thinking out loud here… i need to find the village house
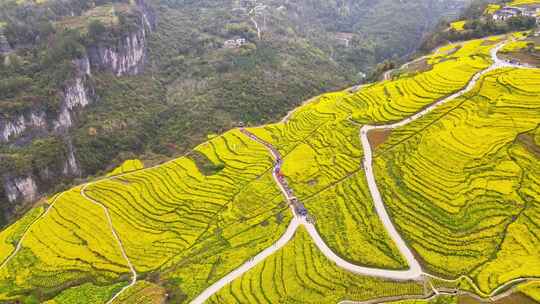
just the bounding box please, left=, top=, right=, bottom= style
left=492, top=7, right=522, bottom=21
left=335, top=32, right=355, bottom=47
left=224, top=38, right=247, bottom=48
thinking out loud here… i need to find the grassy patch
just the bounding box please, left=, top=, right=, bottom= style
left=187, top=151, right=225, bottom=176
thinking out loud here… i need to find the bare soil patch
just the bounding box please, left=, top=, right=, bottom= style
left=405, top=58, right=432, bottom=74
left=481, top=38, right=502, bottom=46
left=500, top=51, right=540, bottom=67
left=368, top=129, right=392, bottom=150
left=440, top=45, right=462, bottom=56
left=459, top=292, right=537, bottom=304
left=518, top=133, right=540, bottom=158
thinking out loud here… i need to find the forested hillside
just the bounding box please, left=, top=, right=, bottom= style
left=0, top=0, right=465, bottom=226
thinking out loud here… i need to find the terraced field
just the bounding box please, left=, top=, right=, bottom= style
left=43, top=282, right=128, bottom=304
left=374, top=68, right=540, bottom=293
left=247, top=38, right=500, bottom=269
left=110, top=281, right=166, bottom=304
left=0, top=130, right=291, bottom=302
left=0, top=33, right=539, bottom=303
left=207, top=227, right=424, bottom=304
left=107, top=159, right=145, bottom=177
left=0, top=206, right=44, bottom=266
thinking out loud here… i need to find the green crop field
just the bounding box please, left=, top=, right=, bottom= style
left=0, top=32, right=539, bottom=303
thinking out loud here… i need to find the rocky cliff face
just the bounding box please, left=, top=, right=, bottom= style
left=0, top=29, right=12, bottom=54
left=0, top=112, right=47, bottom=143
left=87, top=29, right=147, bottom=76
left=0, top=58, right=90, bottom=215
left=87, top=1, right=155, bottom=76
left=2, top=176, right=38, bottom=204
left=0, top=0, right=156, bottom=224
left=0, top=57, right=92, bottom=144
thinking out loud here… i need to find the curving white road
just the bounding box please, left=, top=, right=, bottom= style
left=190, top=218, right=302, bottom=304
left=1, top=39, right=534, bottom=304
left=190, top=40, right=537, bottom=303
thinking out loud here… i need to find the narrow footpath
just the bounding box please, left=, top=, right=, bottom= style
left=80, top=184, right=138, bottom=304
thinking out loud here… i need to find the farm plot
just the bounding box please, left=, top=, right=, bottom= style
left=384, top=296, right=457, bottom=304
left=244, top=37, right=501, bottom=269
left=86, top=129, right=292, bottom=300
left=346, top=38, right=494, bottom=124
left=373, top=68, right=540, bottom=293
left=0, top=129, right=291, bottom=302
left=0, top=206, right=44, bottom=265
left=0, top=188, right=130, bottom=302
left=301, top=169, right=408, bottom=269
left=519, top=281, right=540, bottom=302
left=207, top=227, right=424, bottom=304
left=110, top=281, right=166, bottom=304
left=43, top=282, right=127, bottom=304
left=106, top=159, right=144, bottom=177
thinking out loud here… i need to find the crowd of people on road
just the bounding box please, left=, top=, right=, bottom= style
left=239, top=128, right=310, bottom=218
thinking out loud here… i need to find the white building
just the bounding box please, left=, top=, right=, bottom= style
left=493, top=7, right=522, bottom=21
left=224, top=38, right=247, bottom=48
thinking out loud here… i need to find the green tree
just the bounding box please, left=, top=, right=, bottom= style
left=87, top=19, right=107, bottom=42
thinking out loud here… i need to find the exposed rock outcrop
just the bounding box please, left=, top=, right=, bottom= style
left=0, top=111, right=47, bottom=143
left=87, top=1, right=155, bottom=76
left=2, top=175, right=38, bottom=205
left=62, top=137, right=81, bottom=177
left=135, top=0, right=157, bottom=30
left=0, top=56, right=92, bottom=143
left=0, top=29, right=12, bottom=54
left=0, top=0, right=156, bottom=225
left=87, top=29, right=147, bottom=76
left=54, top=77, right=92, bottom=132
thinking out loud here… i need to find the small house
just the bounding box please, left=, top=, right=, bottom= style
left=224, top=38, right=247, bottom=49
left=493, top=7, right=522, bottom=21
left=335, top=32, right=355, bottom=47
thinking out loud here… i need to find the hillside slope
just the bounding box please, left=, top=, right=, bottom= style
left=0, top=30, right=539, bottom=303
left=0, top=0, right=465, bottom=226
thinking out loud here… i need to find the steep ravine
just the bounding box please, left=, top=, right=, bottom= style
left=0, top=0, right=155, bottom=224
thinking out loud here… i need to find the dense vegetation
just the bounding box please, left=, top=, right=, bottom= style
left=1, top=31, right=539, bottom=303
left=420, top=0, right=537, bottom=52
left=0, top=0, right=465, bottom=225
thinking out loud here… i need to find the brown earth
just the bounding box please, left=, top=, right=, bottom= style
left=518, top=133, right=540, bottom=158
left=500, top=51, right=540, bottom=67
left=368, top=129, right=392, bottom=150
left=459, top=292, right=537, bottom=304
left=405, top=58, right=433, bottom=74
